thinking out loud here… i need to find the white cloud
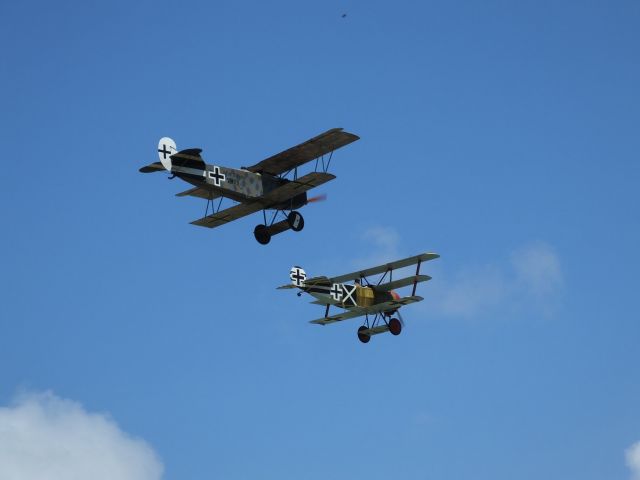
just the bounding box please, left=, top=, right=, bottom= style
left=432, top=242, right=563, bottom=318
left=0, top=391, right=163, bottom=480
left=437, top=264, right=509, bottom=317
left=627, top=441, right=640, bottom=480
left=354, top=228, right=564, bottom=319
left=511, top=242, right=563, bottom=299
left=352, top=226, right=402, bottom=269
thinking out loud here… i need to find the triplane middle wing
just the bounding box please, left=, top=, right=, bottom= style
left=278, top=252, right=439, bottom=344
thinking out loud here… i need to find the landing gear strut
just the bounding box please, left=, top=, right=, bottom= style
left=356, top=313, right=402, bottom=344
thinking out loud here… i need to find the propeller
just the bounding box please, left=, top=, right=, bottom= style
left=307, top=193, right=327, bottom=204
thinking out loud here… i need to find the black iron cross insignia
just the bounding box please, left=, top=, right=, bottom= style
left=290, top=268, right=306, bottom=287
left=330, top=283, right=343, bottom=301
left=208, top=166, right=226, bottom=186
left=158, top=144, right=172, bottom=159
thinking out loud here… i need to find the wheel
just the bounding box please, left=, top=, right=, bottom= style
left=287, top=211, right=304, bottom=232
left=254, top=224, right=271, bottom=245
left=388, top=318, right=402, bottom=336
left=357, top=326, right=371, bottom=344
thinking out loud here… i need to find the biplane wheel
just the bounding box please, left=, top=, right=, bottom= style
left=357, top=326, right=371, bottom=344
left=254, top=224, right=271, bottom=245
left=287, top=211, right=304, bottom=232
left=388, top=318, right=402, bottom=336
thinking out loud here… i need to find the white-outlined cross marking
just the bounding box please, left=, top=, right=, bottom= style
left=208, top=166, right=226, bottom=186
left=330, top=283, right=343, bottom=301
left=290, top=267, right=306, bottom=287
left=158, top=144, right=172, bottom=159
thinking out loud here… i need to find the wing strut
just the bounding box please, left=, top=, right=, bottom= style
left=412, top=260, right=422, bottom=296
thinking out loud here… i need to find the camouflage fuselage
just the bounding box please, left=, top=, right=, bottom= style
left=173, top=163, right=307, bottom=210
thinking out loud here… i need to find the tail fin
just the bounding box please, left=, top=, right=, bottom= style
left=157, top=137, right=177, bottom=171
left=289, top=266, right=307, bottom=287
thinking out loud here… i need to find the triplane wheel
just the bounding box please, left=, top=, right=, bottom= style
left=254, top=224, right=271, bottom=245
left=287, top=211, right=304, bottom=232
left=388, top=318, right=402, bottom=336
left=357, top=326, right=371, bottom=344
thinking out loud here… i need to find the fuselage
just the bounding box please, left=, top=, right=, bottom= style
left=173, top=162, right=307, bottom=209
left=303, top=283, right=399, bottom=310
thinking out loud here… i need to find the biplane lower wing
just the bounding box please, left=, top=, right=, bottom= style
left=176, top=186, right=221, bottom=200
left=190, top=172, right=335, bottom=229
left=309, top=295, right=424, bottom=325
left=329, top=253, right=440, bottom=284
left=190, top=202, right=263, bottom=228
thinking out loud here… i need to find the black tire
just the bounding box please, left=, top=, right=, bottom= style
left=287, top=211, right=304, bottom=232
left=357, top=326, right=371, bottom=344
left=388, top=318, right=402, bottom=336
left=254, top=224, right=271, bottom=245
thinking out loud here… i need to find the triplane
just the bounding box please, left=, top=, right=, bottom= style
left=139, top=128, right=359, bottom=244
left=278, top=252, right=439, bottom=343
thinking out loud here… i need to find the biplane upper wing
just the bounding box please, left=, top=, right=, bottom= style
left=328, top=253, right=440, bottom=284
left=190, top=172, right=335, bottom=229
left=310, top=295, right=424, bottom=325
left=245, top=128, right=359, bottom=176
left=374, top=275, right=432, bottom=292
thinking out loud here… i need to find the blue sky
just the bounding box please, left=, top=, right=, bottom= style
left=1, top=1, right=639, bottom=478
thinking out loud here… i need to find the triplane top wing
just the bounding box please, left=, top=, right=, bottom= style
left=245, top=128, right=359, bottom=176
left=329, top=252, right=440, bottom=284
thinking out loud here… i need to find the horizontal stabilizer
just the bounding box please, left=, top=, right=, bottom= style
left=139, top=162, right=165, bottom=173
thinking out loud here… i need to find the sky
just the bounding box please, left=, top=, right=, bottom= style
left=1, top=0, right=639, bottom=478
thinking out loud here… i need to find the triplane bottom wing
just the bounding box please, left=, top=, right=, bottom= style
left=309, top=295, right=424, bottom=325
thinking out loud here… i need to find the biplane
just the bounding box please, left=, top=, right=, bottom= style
left=139, top=128, right=359, bottom=244
left=278, top=252, right=439, bottom=343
